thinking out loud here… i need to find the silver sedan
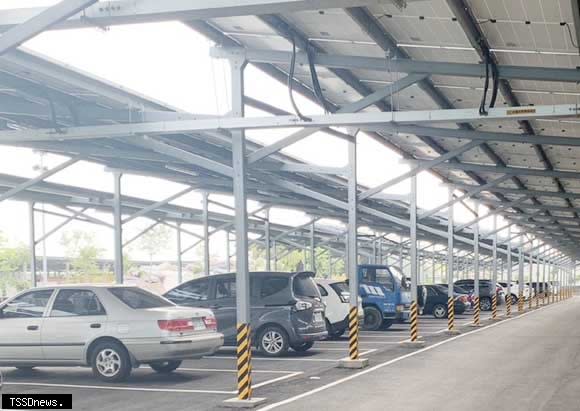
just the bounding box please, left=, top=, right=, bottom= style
left=0, top=285, right=223, bottom=381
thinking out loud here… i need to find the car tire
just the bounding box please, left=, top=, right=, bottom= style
left=362, top=306, right=383, bottom=331
left=290, top=342, right=314, bottom=352
left=511, top=294, right=518, bottom=305
left=480, top=297, right=492, bottom=311
left=325, top=320, right=345, bottom=340
left=257, top=325, right=289, bottom=357
left=380, top=319, right=394, bottom=330
left=15, top=366, right=35, bottom=372
left=433, top=304, right=448, bottom=319
left=90, top=341, right=132, bottom=382
left=149, top=360, right=182, bottom=374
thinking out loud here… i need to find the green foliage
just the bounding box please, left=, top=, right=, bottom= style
left=60, top=230, right=104, bottom=275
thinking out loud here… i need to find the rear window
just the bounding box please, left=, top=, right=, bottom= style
left=109, top=287, right=173, bottom=309
left=293, top=274, right=320, bottom=299
left=260, top=277, right=289, bottom=298
left=329, top=281, right=348, bottom=295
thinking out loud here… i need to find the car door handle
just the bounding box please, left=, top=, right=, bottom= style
left=90, top=323, right=101, bottom=329
left=26, top=325, right=39, bottom=331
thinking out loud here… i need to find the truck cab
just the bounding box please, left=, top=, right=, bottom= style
left=358, top=264, right=411, bottom=331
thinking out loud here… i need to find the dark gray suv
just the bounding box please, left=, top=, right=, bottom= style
left=164, top=271, right=327, bottom=357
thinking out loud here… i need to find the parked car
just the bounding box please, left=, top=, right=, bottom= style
left=419, top=285, right=469, bottom=319
left=454, top=279, right=496, bottom=311
left=359, top=264, right=412, bottom=331
left=164, top=271, right=327, bottom=357
left=316, top=279, right=363, bottom=339
left=500, top=281, right=533, bottom=304
left=0, top=285, right=223, bottom=382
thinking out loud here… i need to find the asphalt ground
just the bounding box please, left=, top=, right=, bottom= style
left=0, top=301, right=548, bottom=411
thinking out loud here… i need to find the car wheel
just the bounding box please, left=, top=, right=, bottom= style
left=511, top=294, right=518, bottom=305
left=433, top=304, right=448, bottom=319
left=257, top=325, right=289, bottom=357
left=380, top=319, right=394, bottom=330
left=149, top=360, right=182, bottom=374
left=362, top=306, right=383, bottom=331
left=325, top=320, right=345, bottom=340
left=91, top=341, right=132, bottom=382
left=290, top=342, right=314, bottom=352
left=480, top=297, right=492, bottom=311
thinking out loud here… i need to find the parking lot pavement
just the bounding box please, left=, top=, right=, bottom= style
left=258, top=299, right=576, bottom=411
left=0, top=303, right=521, bottom=411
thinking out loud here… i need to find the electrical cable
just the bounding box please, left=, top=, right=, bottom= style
left=479, top=49, right=490, bottom=116
left=288, top=36, right=311, bottom=122
left=306, top=46, right=332, bottom=113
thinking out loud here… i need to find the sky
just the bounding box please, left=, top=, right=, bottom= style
left=0, top=1, right=517, bottom=263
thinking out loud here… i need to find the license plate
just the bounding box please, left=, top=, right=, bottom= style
left=193, top=318, right=206, bottom=330
left=313, top=312, right=323, bottom=323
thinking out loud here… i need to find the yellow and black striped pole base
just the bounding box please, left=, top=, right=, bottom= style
left=518, top=292, right=524, bottom=312
left=535, top=292, right=539, bottom=308
left=236, top=323, right=252, bottom=401
left=491, top=294, right=498, bottom=319
left=505, top=294, right=511, bottom=316
left=447, top=297, right=455, bottom=331
left=348, top=306, right=359, bottom=360
left=473, top=296, right=480, bottom=325
left=528, top=291, right=533, bottom=309
left=410, top=301, right=419, bottom=341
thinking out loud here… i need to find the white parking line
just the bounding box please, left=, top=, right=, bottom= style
left=178, top=368, right=297, bottom=375
left=3, top=382, right=233, bottom=395
left=206, top=349, right=377, bottom=363
left=252, top=372, right=303, bottom=389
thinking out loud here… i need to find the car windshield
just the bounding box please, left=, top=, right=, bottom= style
left=293, top=274, right=320, bottom=299
left=109, top=287, right=174, bottom=309
left=389, top=266, right=410, bottom=290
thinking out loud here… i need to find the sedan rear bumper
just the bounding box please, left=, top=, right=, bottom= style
left=123, top=332, right=224, bottom=363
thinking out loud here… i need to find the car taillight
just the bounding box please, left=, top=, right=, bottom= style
left=460, top=296, right=467, bottom=303
left=295, top=300, right=313, bottom=311
left=203, top=316, right=218, bottom=331
left=158, top=319, right=194, bottom=332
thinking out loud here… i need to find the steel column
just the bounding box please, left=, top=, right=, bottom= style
left=28, top=202, right=37, bottom=288
left=447, top=187, right=456, bottom=332
left=409, top=175, right=420, bottom=341
left=310, top=221, right=316, bottom=272
left=230, top=56, right=253, bottom=402
left=346, top=135, right=361, bottom=361
left=202, top=192, right=210, bottom=276
left=176, top=223, right=183, bottom=284
left=491, top=215, right=498, bottom=319
left=473, top=204, right=480, bottom=326
left=506, top=226, right=512, bottom=315
left=518, top=247, right=524, bottom=312
left=113, top=172, right=123, bottom=284
left=265, top=209, right=271, bottom=271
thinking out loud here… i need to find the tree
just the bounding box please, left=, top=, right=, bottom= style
left=138, top=225, right=171, bottom=273
left=60, top=230, right=103, bottom=275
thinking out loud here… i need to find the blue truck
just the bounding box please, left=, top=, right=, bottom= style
left=358, top=264, right=412, bottom=331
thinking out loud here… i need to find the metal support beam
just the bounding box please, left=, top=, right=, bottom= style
left=310, top=221, right=316, bottom=272
left=0, top=157, right=79, bottom=203
left=0, top=1, right=402, bottom=31
left=409, top=174, right=419, bottom=341
left=35, top=206, right=89, bottom=244
left=230, top=56, right=253, bottom=402
left=123, top=186, right=194, bottom=224
left=123, top=220, right=160, bottom=248
left=4, top=104, right=580, bottom=143
left=29, top=202, right=37, bottom=288
left=212, top=47, right=580, bottom=84
left=265, top=209, right=271, bottom=271
left=0, top=0, right=97, bottom=56
left=113, top=172, right=123, bottom=284
left=176, top=223, right=183, bottom=284
left=247, top=73, right=426, bottom=164
left=202, top=192, right=210, bottom=276
left=359, top=140, right=482, bottom=201
left=419, top=175, right=510, bottom=220
left=473, top=204, right=480, bottom=325
left=447, top=186, right=454, bottom=317
left=454, top=195, right=532, bottom=232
